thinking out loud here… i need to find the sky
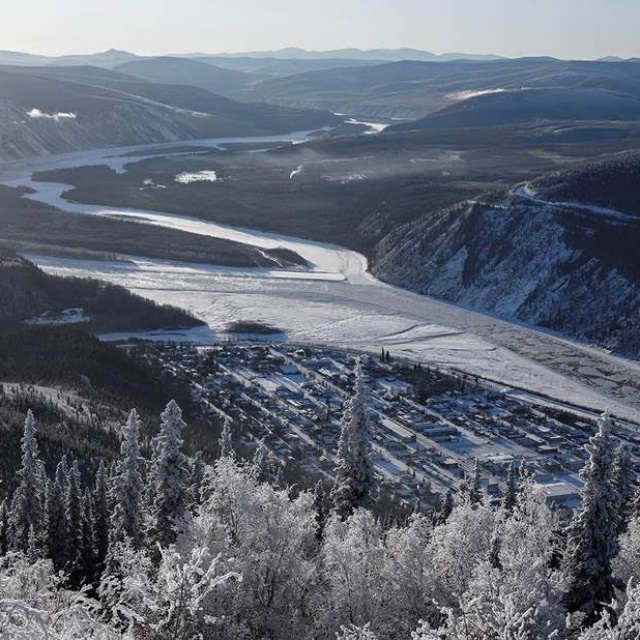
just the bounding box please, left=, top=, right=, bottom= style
left=1, top=0, right=639, bottom=60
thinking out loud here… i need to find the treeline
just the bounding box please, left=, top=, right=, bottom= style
left=533, top=150, right=640, bottom=215
left=1, top=364, right=640, bottom=638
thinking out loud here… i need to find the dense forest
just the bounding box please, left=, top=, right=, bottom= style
left=0, top=362, right=638, bottom=639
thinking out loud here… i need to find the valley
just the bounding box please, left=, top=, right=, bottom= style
left=4, top=129, right=640, bottom=427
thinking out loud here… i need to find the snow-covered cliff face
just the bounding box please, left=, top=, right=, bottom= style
left=373, top=193, right=640, bottom=356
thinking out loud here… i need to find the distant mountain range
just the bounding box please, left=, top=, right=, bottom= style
left=0, top=47, right=508, bottom=68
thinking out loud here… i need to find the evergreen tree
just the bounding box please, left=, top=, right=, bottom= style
left=80, top=487, right=96, bottom=585
left=564, top=411, right=621, bottom=622
left=252, top=437, right=271, bottom=484
left=151, top=400, right=189, bottom=547
left=314, top=480, right=329, bottom=541
left=613, top=446, right=636, bottom=535
left=468, top=458, right=483, bottom=506
left=502, top=461, right=518, bottom=513
left=64, top=459, right=84, bottom=586
left=92, top=459, right=110, bottom=576
left=219, top=417, right=234, bottom=460
left=436, top=488, right=455, bottom=525
left=46, top=459, right=68, bottom=572
left=110, top=409, right=144, bottom=549
left=9, top=410, right=46, bottom=552
left=189, top=451, right=206, bottom=510
left=331, top=360, right=375, bottom=518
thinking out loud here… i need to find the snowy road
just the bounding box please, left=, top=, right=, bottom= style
left=4, top=133, right=640, bottom=424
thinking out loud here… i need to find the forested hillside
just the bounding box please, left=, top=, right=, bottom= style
left=373, top=155, right=640, bottom=356
left=0, top=247, right=202, bottom=333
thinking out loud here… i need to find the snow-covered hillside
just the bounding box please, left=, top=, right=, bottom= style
left=373, top=187, right=640, bottom=356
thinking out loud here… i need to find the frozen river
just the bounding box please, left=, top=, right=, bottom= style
left=4, top=129, right=640, bottom=424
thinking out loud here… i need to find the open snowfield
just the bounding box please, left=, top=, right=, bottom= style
left=5, top=128, right=640, bottom=424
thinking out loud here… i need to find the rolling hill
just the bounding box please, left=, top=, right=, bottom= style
left=245, top=58, right=640, bottom=118
left=0, top=64, right=338, bottom=159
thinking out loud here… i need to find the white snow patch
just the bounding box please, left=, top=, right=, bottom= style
left=175, top=170, right=218, bottom=184
left=27, top=108, right=77, bottom=122
left=27, top=307, right=89, bottom=326
left=449, top=88, right=508, bottom=101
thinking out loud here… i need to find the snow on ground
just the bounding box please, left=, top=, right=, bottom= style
left=27, top=108, right=77, bottom=121
left=5, top=131, right=640, bottom=424
left=29, top=252, right=640, bottom=424
left=27, top=307, right=89, bottom=326
left=175, top=170, right=218, bottom=184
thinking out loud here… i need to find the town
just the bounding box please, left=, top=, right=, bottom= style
left=133, top=341, right=640, bottom=513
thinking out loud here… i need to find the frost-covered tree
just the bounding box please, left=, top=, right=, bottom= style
left=502, top=461, right=518, bottom=514
left=197, top=457, right=317, bottom=639
left=188, top=451, right=206, bottom=511
left=468, top=458, right=483, bottom=506
left=337, top=623, right=380, bottom=640
left=0, top=552, right=119, bottom=639
left=565, top=411, right=621, bottom=621
left=110, top=409, right=144, bottom=549
left=616, top=513, right=640, bottom=586
left=9, top=411, right=46, bottom=553
left=64, top=460, right=84, bottom=586
left=252, top=437, right=271, bottom=484
left=151, top=400, right=189, bottom=547
left=428, top=496, right=495, bottom=607
left=100, top=543, right=238, bottom=640
left=331, top=360, right=375, bottom=518
left=46, top=459, right=68, bottom=572
left=91, top=459, right=110, bottom=576
left=436, top=489, right=455, bottom=525
left=322, top=509, right=385, bottom=633
left=219, top=417, right=234, bottom=460
left=579, top=579, right=640, bottom=640
left=380, top=513, right=436, bottom=638
left=448, top=478, right=567, bottom=639
left=613, top=447, right=636, bottom=535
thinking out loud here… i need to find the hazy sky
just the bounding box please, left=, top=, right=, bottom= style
left=2, top=0, right=639, bottom=59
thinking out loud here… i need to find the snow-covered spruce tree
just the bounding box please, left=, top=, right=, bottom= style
left=151, top=400, right=189, bottom=548
left=435, top=488, right=455, bottom=525
left=219, top=417, right=235, bottom=460
left=468, top=458, right=483, bottom=506
left=251, top=437, right=268, bottom=481
left=46, top=458, right=68, bottom=572
left=9, top=410, right=46, bottom=553
left=64, top=459, right=85, bottom=587
left=91, top=459, right=110, bottom=577
left=502, top=461, right=518, bottom=514
left=616, top=512, right=640, bottom=587
left=613, top=446, right=636, bottom=535
left=80, top=487, right=96, bottom=585
left=564, top=410, right=622, bottom=622
left=109, top=409, right=144, bottom=550
left=188, top=450, right=206, bottom=510
left=331, top=360, right=375, bottom=518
